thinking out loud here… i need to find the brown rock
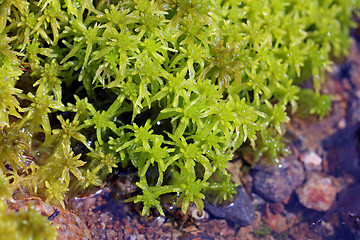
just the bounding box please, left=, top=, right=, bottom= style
left=296, top=172, right=340, bottom=211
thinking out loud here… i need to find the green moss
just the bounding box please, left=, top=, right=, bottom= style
left=253, top=219, right=272, bottom=238
left=0, top=175, right=57, bottom=240
left=0, top=0, right=359, bottom=220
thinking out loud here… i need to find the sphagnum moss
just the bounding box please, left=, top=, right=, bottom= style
left=0, top=1, right=359, bottom=236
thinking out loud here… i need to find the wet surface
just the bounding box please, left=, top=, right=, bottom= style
left=323, top=123, right=360, bottom=176
left=316, top=184, right=360, bottom=239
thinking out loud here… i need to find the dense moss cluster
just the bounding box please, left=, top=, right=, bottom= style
left=0, top=0, right=358, bottom=230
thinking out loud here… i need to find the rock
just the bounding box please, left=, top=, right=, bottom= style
left=253, top=157, right=305, bottom=202
left=269, top=202, right=285, bottom=214
left=296, top=172, right=340, bottom=212
left=301, top=151, right=322, bottom=171
left=265, top=203, right=298, bottom=233
left=189, top=206, right=210, bottom=222
left=205, top=187, right=256, bottom=226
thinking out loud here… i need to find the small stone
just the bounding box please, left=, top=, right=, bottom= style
left=135, top=235, right=146, bottom=240
left=226, top=160, right=243, bottom=185
left=265, top=203, right=298, bottom=233
left=296, top=172, right=340, bottom=212
left=205, top=187, right=256, bottom=226
left=337, top=119, right=346, bottom=129
left=253, top=157, right=305, bottom=202
left=113, top=221, right=122, bottom=231
left=100, top=212, right=112, bottom=223
left=314, top=221, right=335, bottom=238
left=190, top=206, right=210, bottom=222
left=251, top=193, right=266, bottom=208
left=269, top=202, right=285, bottom=214
left=302, top=151, right=322, bottom=171
left=265, top=210, right=287, bottom=233
left=106, top=229, right=117, bottom=239
left=151, top=216, right=166, bottom=227
left=83, top=196, right=96, bottom=210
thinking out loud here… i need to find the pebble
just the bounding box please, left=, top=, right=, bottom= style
left=265, top=205, right=298, bottom=233
left=205, top=187, right=256, bottom=226
left=302, top=151, right=322, bottom=171
left=190, top=206, right=210, bottom=222
left=253, top=157, right=305, bottom=202
left=337, top=118, right=347, bottom=129
left=296, top=172, right=340, bottom=211
left=269, top=202, right=285, bottom=214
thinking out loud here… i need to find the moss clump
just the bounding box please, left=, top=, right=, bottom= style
left=0, top=0, right=359, bottom=219
left=0, top=175, right=57, bottom=240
